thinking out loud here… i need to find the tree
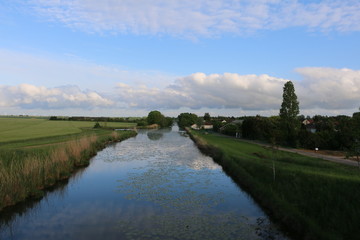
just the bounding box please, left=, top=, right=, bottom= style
left=204, top=113, right=211, bottom=121
left=147, top=110, right=163, bottom=125
left=177, top=113, right=198, bottom=129
left=147, top=110, right=172, bottom=128
left=279, top=81, right=300, bottom=147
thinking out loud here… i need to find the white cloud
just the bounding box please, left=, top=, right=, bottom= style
left=115, top=67, right=360, bottom=115
left=295, top=67, right=360, bottom=110
left=26, top=0, right=360, bottom=37
left=116, top=72, right=288, bottom=110
left=1, top=67, right=359, bottom=116
left=0, top=84, right=113, bottom=109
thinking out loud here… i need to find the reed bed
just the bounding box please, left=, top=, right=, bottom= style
left=0, top=131, right=136, bottom=211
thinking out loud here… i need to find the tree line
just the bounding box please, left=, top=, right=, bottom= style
left=176, top=81, right=360, bottom=156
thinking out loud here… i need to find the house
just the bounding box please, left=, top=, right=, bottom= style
left=190, top=123, right=213, bottom=130
left=219, top=119, right=243, bottom=138
left=302, top=119, right=316, bottom=133
left=190, top=124, right=200, bottom=130
left=202, top=123, right=213, bottom=130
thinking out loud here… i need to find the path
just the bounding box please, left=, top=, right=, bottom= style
left=216, top=133, right=360, bottom=168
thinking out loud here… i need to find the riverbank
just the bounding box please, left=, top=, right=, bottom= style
left=188, top=129, right=360, bottom=240
left=0, top=129, right=137, bottom=211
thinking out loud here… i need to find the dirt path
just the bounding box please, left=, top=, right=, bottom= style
left=278, top=146, right=359, bottom=167
left=216, top=134, right=360, bottom=168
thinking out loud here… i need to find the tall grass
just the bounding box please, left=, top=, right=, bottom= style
left=0, top=130, right=136, bottom=211
left=189, top=130, right=360, bottom=240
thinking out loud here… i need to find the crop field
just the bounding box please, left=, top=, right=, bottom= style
left=0, top=117, right=136, bottom=144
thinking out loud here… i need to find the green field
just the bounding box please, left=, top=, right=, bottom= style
left=0, top=117, right=137, bottom=210
left=190, top=130, right=360, bottom=240
left=0, top=117, right=136, bottom=144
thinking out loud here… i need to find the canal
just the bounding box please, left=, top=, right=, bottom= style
left=0, top=126, right=288, bottom=240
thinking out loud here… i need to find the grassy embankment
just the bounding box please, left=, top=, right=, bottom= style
left=0, top=118, right=137, bottom=211
left=189, top=130, right=360, bottom=240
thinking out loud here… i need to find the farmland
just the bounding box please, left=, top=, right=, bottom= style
left=0, top=117, right=136, bottom=144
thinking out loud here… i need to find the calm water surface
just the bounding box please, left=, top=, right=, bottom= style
left=0, top=126, right=289, bottom=240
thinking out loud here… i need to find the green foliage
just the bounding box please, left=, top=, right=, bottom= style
left=203, top=112, right=211, bottom=121
left=177, top=113, right=199, bottom=129
left=279, top=81, right=300, bottom=147
left=147, top=110, right=163, bottom=125
left=136, top=120, right=148, bottom=127
left=280, top=81, right=299, bottom=120
left=164, top=117, right=174, bottom=127
left=146, top=110, right=172, bottom=128
left=221, top=124, right=238, bottom=136
left=211, top=120, right=224, bottom=132
left=242, top=116, right=281, bottom=143
left=93, top=122, right=101, bottom=128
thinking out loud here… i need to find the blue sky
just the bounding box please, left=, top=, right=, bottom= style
left=1, top=0, right=360, bottom=117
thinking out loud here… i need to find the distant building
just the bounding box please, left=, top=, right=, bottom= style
left=190, top=123, right=213, bottom=130
left=302, top=119, right=316, bottom=133
left=191, top=124, right=200, bottom=130
left=202, top=123, right=213, bottom=130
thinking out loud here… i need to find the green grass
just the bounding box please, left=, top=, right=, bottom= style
left=190, top=130, right=360, bottom=240
left=0, top=117, right=136, bottom=143
left=0, top=117, right=137, bottom=211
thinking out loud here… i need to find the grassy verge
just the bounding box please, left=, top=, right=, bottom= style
left=188, top=130, right=360, bottom=240
left=0, top=127, right=136, bottom=211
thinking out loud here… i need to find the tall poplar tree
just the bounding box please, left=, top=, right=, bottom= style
left=280, top=81, right=300, bottom=146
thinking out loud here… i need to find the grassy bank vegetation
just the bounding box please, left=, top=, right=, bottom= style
left=0, top=117, right=137, bottom=211
left=189, top=130, right=360, bottom=240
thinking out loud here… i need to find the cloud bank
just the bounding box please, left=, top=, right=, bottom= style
left=115, top=68, right=360, bottom=113
left=116, top=73, right=287, bottom=110
left=0, top=84, right=113, bottom=109
left=296, top=67, right=360, bottom=109
left=2, top=67, right=360, bottom=116
left=28, top=0, right=360, bottom=37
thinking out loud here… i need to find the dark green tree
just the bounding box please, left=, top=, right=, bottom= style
left=279, top=81, right=300, bottom=147
left=348, top=110, right=360, bottom=168
left=147, top=110, right=163, bottom=125
left=147, top=110, right=172, bottom=128
left=204, top=113, right=211, bottom=121
left=177, top=113, right=198, bottom=129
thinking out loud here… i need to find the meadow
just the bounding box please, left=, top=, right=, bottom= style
left=189, top=130, right=360, bottom=240
left=0, top=117, right=136, bottom=143
left=0, top=117, right=137, bottom=210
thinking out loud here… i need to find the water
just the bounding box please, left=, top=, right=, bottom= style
left=0, top=126, right=289, bottom=240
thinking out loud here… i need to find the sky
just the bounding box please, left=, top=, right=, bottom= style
left=1, top=0, right=360, bottom=117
